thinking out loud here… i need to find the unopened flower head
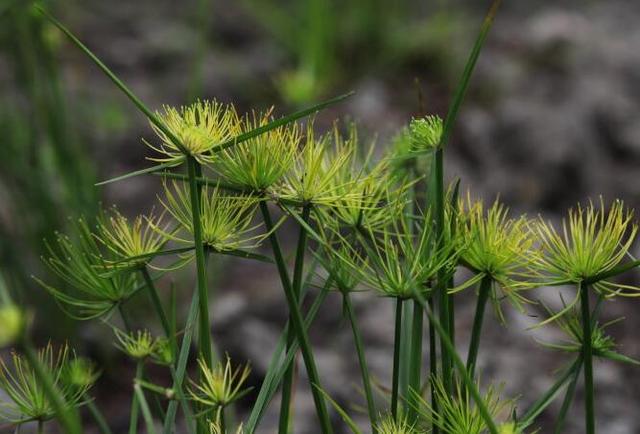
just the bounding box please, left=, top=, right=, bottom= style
left=409, top=115, right=443, bottom=152
left=214, top=110, right=301, bottom=191
left=458, top=194, right=538, bottom=320
left=531, top=198, right=639, bottom=297
left=0, top=343, right=92, bottom=423
left=158, top=180, right=261, bottom=252
left=95, top=207, right=169, bottom=268
left=35, top=218, right=139, bottom=320
left=147, top=100, right=241, bottom=165
left=114, top=329, right=157, bottom=360
left=64, top=357, right=100, bottom=388
left=190, top=356, right=251, bottom=408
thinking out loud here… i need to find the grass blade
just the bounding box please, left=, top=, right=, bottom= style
left=96, top=161, right=182, bottom=186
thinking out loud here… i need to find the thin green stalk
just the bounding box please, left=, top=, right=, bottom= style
left=428, top=296, right=439, bottom=434
left=278, top=205, right=311, bottom=434
left=579, top=282, right=595, bottom=434
left=37, top=420, right=43, bottom=434
left=118, top=303, right=134, bottom=332
left=163, top=254, right=210, bottom=434
left=87, top=398, right=114, bottom=434
left=412, top=290, right=499, bottom=434
left=187, top=156, right=213, bottom=369
left=135, top=383, right=159, bottom=434
left=259, top=201, right=333, bottom=434
left=129, top=360, right=145, bottom=434
left=466, top=275, right=491, bottom=377
left=391, top=298, right=403, bottom=421
left=20, top=342, right=82, bottom=434
left=407, top=299, right=424, bottom=423
left=140, top=267, right=173, bottom=348
left=343, top=293, right=378, bottom=433
left=554, top=357, right=583, bottom=434
left=398, top=300, right=412, bottom=415
left=245, top=276, right=331, bottom=433
left=433, top=149, right=452, bottom=396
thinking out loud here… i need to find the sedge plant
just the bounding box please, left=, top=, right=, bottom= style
left=4, top=2, right=640, bottom=434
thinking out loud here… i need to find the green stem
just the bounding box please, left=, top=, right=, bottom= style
left=187, top=156, right=213, bottom=369
left=118, top=303, right=133, bottom=332
left=87, top=397, right=114, bottom=434
left=21, top=342, right=82, bottom=434
left=407, top=299, right=423, bottom=423
left=259, top=201, right=333, bottom=434
left=433, top=148, right=452, bottom=396
left=391, top=298, right=403, bottom=421
left=554, top=357, right=583, bottom=434
left=163, top=254, right=209, bottom=434
left=413, top=290, right=499, bottom=434
left=278, top=205, right=311, bottom=434
left=37, top=420, right=44, bottom=434
left=398, top=300, right=412, bottom=414
left=428, top=296, right=439, bottom=434
left=579, top=282, right=595, bottom=434
left=343, top=293, right=378, bottom=433
left=466, top=275, right=491, bottom=377
left=140, top=267, right=173, bottom=347
left=129, top=360, right=145, bottom=434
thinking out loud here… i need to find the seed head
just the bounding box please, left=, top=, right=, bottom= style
left=114, top=329, right=157, bottom=360
left=530, top=198, right=639, bottom=297
left=213, top=110, right=301, bottom=191
left=158, top=180, right=261, bottom=252
left=147, top=100, right=241, bottom=165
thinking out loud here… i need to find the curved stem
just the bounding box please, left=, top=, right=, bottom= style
left=391, top=298, right=403, bottom=421
left=140, top=267, right=171, bottom=338
left=187, top=156, right=213, bottom=369
left=278, top=205, right=311, bottom=434
left=579, top=282, right=595, bottom=434
left=118, top=303, right=133, bottom=333
left=466, top=276, right=491, bottom=377
left=344, top=293, right=378, bottom=433
left=259, top=201, right=333, bottom=434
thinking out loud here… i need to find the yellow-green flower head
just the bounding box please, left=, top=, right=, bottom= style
left=316, top=126, right=412, bottom=232
left=276, top=125, right=360, bottom=207
left=147, top=100, right=241, bottom=165
left=352, top=213, right=462, bottom=299
left=190, top=356, right=251, bottom=408
left=35, top=218, right=139, bottom=320
left=114, top=329, right=157, bottom=360
left=64, top=357, right=100, bottom=388
left=158, top=181, right=261, bottom=252
left=213, top=110, right=302, bottom=191
left=0, top=305, right=25, bottom=348
left=376, top=414, right=424, bottom=434
left=457, top=194, right=538, bottom=319
left=95, top=207, right=169, bottom=268
left=409, top=115, right=443, bottom=152
left=151, top=337, right=174, bottom=366
left=416, top=377, right=516, bottom=434
left=530, top=198, right=639, bottom=297
left=0, top=343, right=92, bottom=423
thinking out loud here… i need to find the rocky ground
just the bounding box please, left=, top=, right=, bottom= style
left=20, top=0, right=640, bottom=432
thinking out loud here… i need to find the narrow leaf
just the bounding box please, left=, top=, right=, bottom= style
left=96, top=161, right=182, bottom=186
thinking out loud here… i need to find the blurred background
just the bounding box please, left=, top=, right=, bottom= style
left=1, top=0, right=639, bottom=432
